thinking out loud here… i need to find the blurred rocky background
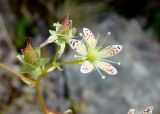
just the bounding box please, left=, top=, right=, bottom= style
left=0, top=0, right=160, bottom=114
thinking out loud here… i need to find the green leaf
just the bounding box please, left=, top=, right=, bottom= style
left=16, top=55, right=24, bottom=63
left=37, top=58, right=50, bottom=66
left=49, top=30, right=56, bottom=36
left=20, top=64, right=35, bottom=73
left=32, top=67, right=42, bottom=76
left=53, top=22, right=60, bottom=27
left=35, top=48, right=41, bottom=57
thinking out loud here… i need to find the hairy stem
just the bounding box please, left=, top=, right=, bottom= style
left=0, top=63, right=35, bottom=87
left=35, top=71, right=48, bottom=114
left=57, top=59, right=83, bottom=65
left=53, top=45, right=61, bottom=63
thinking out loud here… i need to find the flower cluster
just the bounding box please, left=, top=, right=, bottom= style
left=128, top=106, right=153, bottom=114
left=14, top=15, right=123, bottom=114
left=39, top=16, right=123, bottom=79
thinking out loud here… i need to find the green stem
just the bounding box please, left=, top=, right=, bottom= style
left=0, top=63, right=35, bottom=87
left=53, top=45, right=61, bottom=63
left=33, top=58, right=83, bottom=114
left=57, top=59, right=83, bottom=65
left=35, top=72, right=48, bottom=114
left=0, top=63, right=48, bottom=114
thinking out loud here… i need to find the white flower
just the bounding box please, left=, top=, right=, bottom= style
left=40, top=16, right=76, bottom=57
left=128, top=109, right=136, bottom=114
left=69, top=28, right=123, bottom=79
left=128, top=106, right=153, bottom=114
left=142, top=106, right=153, bottom=114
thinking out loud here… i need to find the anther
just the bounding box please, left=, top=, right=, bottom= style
left=101, top=75, right=106, bottom=79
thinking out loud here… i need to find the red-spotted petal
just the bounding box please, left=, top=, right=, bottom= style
left=80, top=61, right=94, bottom=73
left=83, top=28, right=97, bottom=48
left=99, top=45, right=123, bottom=58
left=69, top=39, right=87, bottom=55
left=95, top=61, right=117, bottom=75
left=142, top=106, right=153, bottom=114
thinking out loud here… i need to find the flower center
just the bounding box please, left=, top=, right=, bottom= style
left=87, top=49, right=98, bottom=62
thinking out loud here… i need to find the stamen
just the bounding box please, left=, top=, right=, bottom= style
left=94, top=65, right=106, bottom=79
left=95, top=33, right=99, bottom=47
left=99, top=59, right=121, bottom=65
left=96, top=33, right=99, bottom=40
left=74, top=55, right=84, bottom=58
left=98, top=32, right=111, bottom=50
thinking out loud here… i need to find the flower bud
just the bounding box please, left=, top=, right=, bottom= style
left=58, top=15, right=72, bottom=35
left=22, top=37, right=38, bottom=64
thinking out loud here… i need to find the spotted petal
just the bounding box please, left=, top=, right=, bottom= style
left=95, top=61, right=117, bottom=75
left=99, top=45, right=123, bottom=58
left=128, top=109, right=136, bottom=114
left=83, top=28, right=97, bottom=48
left=40, top=36, right=57, bottom=47
left=80, top=61, right=94, bottom=73
left=69, top=39, right=87, bottom=55
left=142, top=106, right=153, bottom=114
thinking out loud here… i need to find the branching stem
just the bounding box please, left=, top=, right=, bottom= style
left=0, top=63, right=35, bottom=87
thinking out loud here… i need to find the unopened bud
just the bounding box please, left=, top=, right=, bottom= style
left=22, top=37, right=38, bottom=64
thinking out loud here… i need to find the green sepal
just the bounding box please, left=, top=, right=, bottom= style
left=32, top=67, right=42, bottom=76
left=34, top=58, right=50, bottom=66
left=20, top=63, right=35, bottom=73
left=16, top=55, right=25, bottom=63
left=49, top=30, right=56, bottom=36
left=35, top=48, right=41, bottom=57
left=53, top=22, right=60, bottom=27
